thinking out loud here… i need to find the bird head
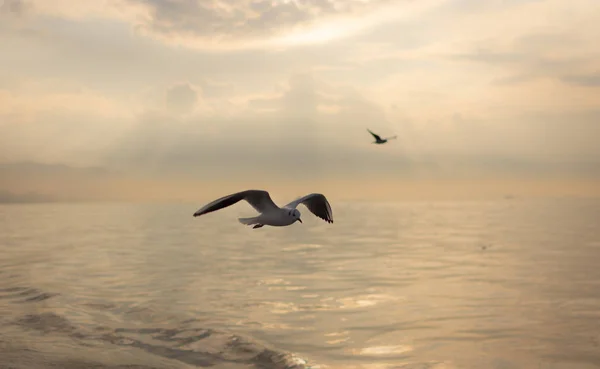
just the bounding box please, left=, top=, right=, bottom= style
left=290, top=209, right=302, bottom=223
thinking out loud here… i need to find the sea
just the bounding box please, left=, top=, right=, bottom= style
left=1, top=198, right=600, bottom=369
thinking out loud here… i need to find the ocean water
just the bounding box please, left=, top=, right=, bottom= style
left=1, top=199, right=600, bottom=369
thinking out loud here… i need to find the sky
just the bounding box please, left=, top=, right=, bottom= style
left=1, top=0, right=599, bottom=202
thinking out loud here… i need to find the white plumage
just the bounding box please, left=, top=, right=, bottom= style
left=193, top=190, right=333, bottom=229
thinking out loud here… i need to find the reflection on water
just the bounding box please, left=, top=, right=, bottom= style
left=1, top=199, right=600, bottom=368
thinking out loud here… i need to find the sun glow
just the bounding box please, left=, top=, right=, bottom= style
left=269, top=0, right=447, bottom=47
left=272, top=21, right=357, bottom=46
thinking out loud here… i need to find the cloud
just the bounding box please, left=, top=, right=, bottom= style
left=560, top=74, right=600, bottom=88
left=0, top=189, right=56, bottom=203
left=197, top=79, right=235, bottom=99
left=18, top=0, right=142, bottom=21
left=101, top=73, right=420, bottom=182
left=450, top=41, right=599, bottom=89
left=10, top=0, right=444, bottom=51
left=0, top=86, right=134, bottom=165
left=2, top=0, right=600, bottom=202
left=0, top=0, right=28, bottom=16
left=0, top=162, right=121, bottom=202
left=432, top=0, right=600, bottom=91
left=10, top=0, right=446, bottom=52
left=362, top=0, right=600, bottom=126
left=438, top=0, right=545, bottom=13
left=126, top=0, right=395, bottom=43
left=98, top=72, right=600, bottom=188
left=165, top=82, right=198, bottom=114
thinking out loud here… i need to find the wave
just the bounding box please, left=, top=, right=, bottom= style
left=1, top=286, right=314, bottom=369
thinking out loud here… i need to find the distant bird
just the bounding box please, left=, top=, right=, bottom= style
left=193, top=190, right=333, bottom=229
left=367, top=129, right=397, bottom=144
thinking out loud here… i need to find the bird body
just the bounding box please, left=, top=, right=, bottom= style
left=237, top=207, right=299, bottom=228
left=193, top=190, right=333, bottom=229
left=367, top=129, right=396, bottom=144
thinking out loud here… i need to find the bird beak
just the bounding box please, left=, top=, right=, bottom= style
left=297, top=218, right=302, bottom=223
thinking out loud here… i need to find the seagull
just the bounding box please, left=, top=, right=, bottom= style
left=192, top=190, right=333, bottom=229
left=367, top=129, right=397, bottom=145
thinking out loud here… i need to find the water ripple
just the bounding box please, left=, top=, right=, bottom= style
left=1, top=200, right=600, bottom=369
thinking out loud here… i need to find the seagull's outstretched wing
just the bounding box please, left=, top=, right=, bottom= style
left=385, top=135, right=397, bottom=140
left=285, top=193, right=333, bottom=223
left=193, top=190, right=278, bottom=217
left=367, top=129, right=382, bottom=141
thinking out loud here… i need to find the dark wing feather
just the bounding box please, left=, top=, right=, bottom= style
left=193, top=190, right=278, bottom=217
left=285, top=193, right=333, bottom=223
left=367, top=129, right=382, bottom=141
left=243, top=190, right=279, bottom=213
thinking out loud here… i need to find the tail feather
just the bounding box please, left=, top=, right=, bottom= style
left=238, top=217, right=259, bottom=225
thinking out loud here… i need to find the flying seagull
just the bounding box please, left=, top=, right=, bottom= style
left=367, top=129, right=397, bottom=144
left=193, top=190, right=333, bottom=229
